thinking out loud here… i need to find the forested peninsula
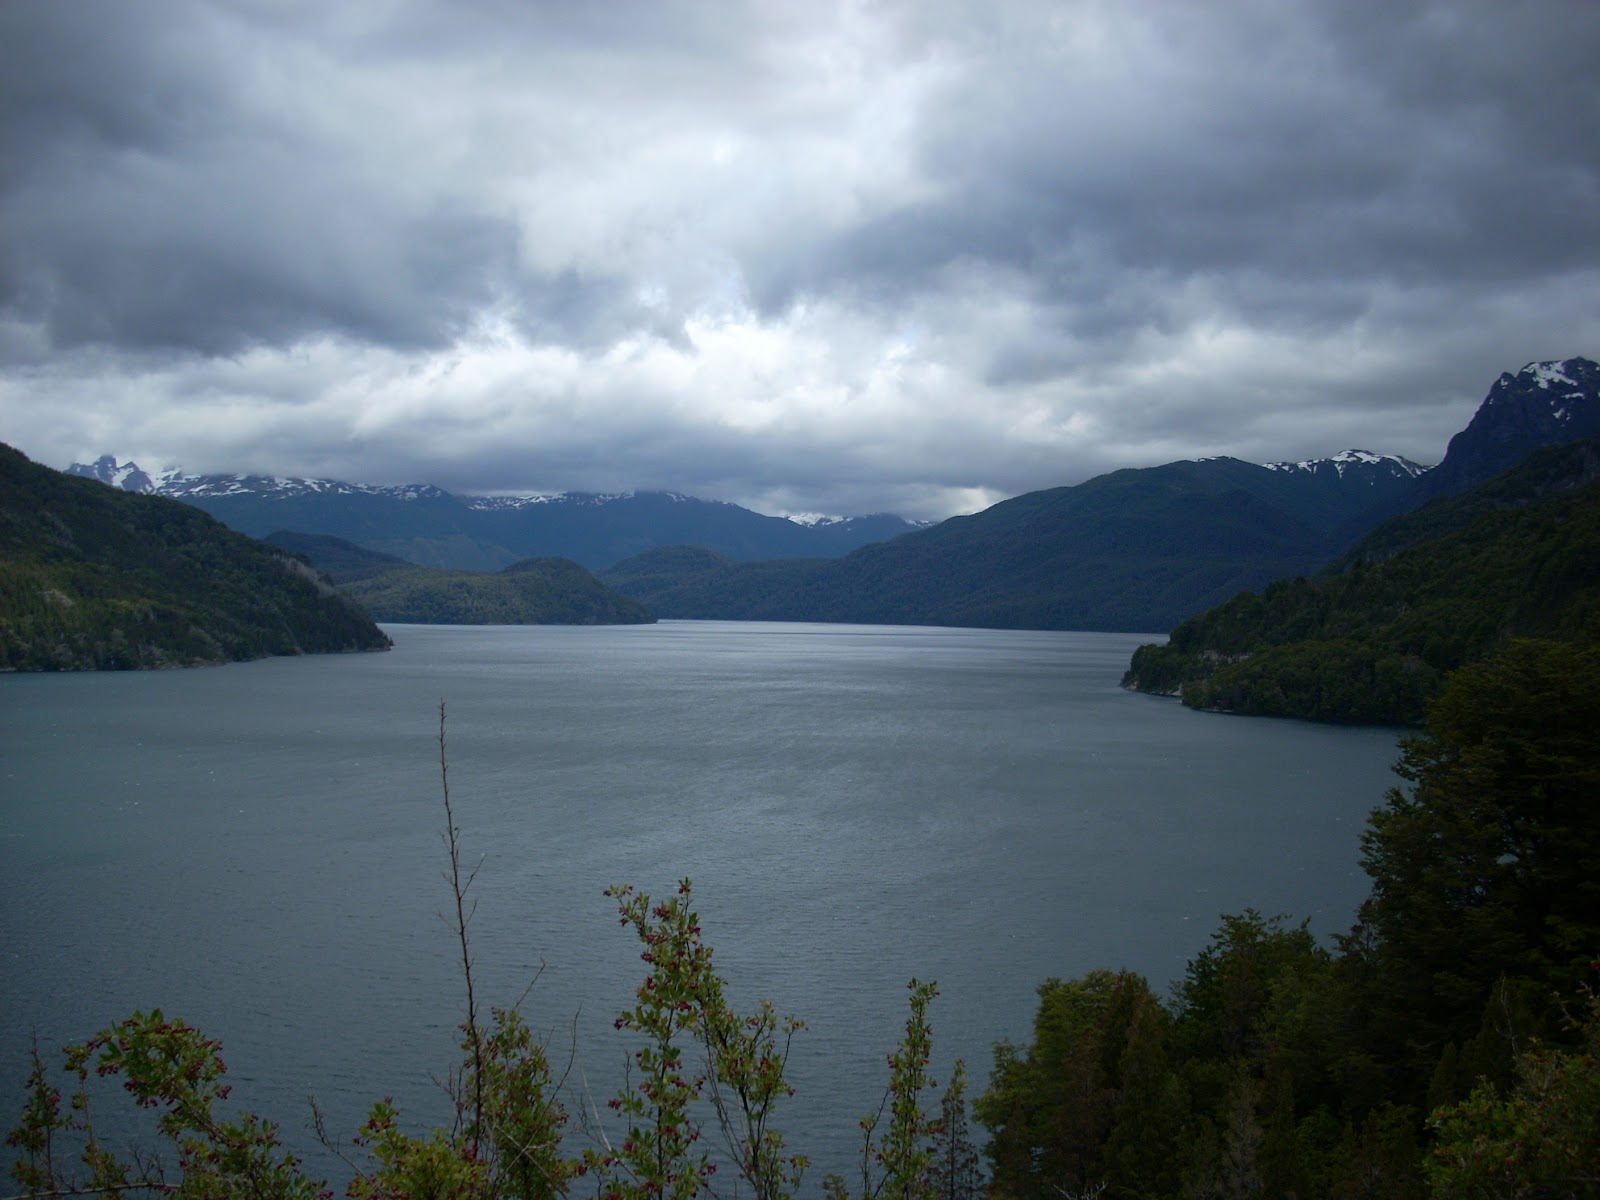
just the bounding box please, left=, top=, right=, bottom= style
left=0, top=443, right=391, bottom=670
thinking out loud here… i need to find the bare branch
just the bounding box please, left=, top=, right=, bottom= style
left=438, top=700, right=485, bottom=1157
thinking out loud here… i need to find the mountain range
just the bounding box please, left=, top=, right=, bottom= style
left=597, top=358, right=1596, bottom=631
left=63, top=460, right=926, bottom=571
left=598, top=451, right=1428, bottom=632
left=64, top=356, right=1599, bottom=637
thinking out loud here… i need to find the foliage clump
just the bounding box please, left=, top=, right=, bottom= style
left=7, top=882, right=972, bottom=1200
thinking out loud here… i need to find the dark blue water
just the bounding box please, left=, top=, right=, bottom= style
left=0, top=621, right=1403, bottom=1188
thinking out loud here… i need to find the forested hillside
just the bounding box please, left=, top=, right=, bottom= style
left=0, top=444, right=391, bottom=670
left=268, top=531, right=655, bottom=625
left=264, top=531, right=415, bottom=582
left=602, top=456, right=1402, bottom=631
left=1122, top=437, right=1600, bottom=723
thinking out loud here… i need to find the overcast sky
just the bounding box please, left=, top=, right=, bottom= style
left=3, top=1, right=1598, bottom=519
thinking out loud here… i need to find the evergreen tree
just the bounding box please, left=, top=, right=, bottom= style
left=927, top=1060, right=983, bottom=1200
left=1351, top=639, right=1600, bottom=1082
left=1103, top=991, right=1184, bottom=1198
left=978, top=972, right=1173, bottom=1200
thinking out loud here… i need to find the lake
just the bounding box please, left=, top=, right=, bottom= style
left=0, top=620, right=1404, bottom=1187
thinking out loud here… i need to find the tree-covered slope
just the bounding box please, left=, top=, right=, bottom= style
left=603, top=457, right=1380, bottom=631
left=0, top=444, right=391, bottom=671
left=268, top=531, right=655, bottom=625
left=1338, top=434, right=1600, bottom=565
left=1121, top=438, right=1600, bottom=723
left=263, top=530, right=418, bottom=583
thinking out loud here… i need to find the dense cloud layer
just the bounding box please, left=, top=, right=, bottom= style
left=3, top=0, right=1597, bottom=518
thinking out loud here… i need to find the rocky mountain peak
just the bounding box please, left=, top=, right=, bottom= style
left=1416, top=356, right=1600, bottom=500
left=65, top=454, right=158, bottom=493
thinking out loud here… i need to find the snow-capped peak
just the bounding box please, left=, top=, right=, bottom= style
left=1479, top=357, right=1599, bottom=425
left=64, top=455, right=160, bottom=493
left=64, top=456, right=458, bottom=503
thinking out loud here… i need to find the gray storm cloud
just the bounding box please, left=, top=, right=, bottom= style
left=1, top=0, right=1597, bottom=519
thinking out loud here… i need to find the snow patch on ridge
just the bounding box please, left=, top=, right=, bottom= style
left=465, top=493, right=571, bottom=510
left=65, top=457, right=458, bottom=502
left=1262, top=450, right=1430, bottom=478
left=463, top=491, right=651, bottom=510
left=1490, top=359, right=1597, bottom=425
left=1523, top=360, right=1578, bottom=390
